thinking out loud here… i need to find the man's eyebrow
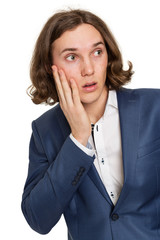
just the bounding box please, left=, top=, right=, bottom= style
left=60, top=41, right=105, bottom=55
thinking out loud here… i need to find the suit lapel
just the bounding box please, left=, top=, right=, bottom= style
left=114, top=88, right=140, bottom=210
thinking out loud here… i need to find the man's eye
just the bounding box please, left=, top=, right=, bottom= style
left=94, top=50, right=102, bottom=56
left=66, top=55, right=76, bottom=61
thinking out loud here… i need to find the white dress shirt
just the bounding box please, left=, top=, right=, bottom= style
left=70, top=90, right=124, bottom=205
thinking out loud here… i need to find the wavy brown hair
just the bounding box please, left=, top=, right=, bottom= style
left=28, top=8, right=134, bottom=105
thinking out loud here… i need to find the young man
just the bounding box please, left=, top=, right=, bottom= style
left=22, top=9, right=160, bottom=240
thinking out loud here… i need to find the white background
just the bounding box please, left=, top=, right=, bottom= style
left=0, top=0, right=160, bottom=239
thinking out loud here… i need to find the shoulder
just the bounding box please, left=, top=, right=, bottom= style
left=120, top=87, right=160, bottom=102
left=30, top=103, right=70, bottom=147
left=31, top=103, right=67, bottom=136
left=120, top=87, right=160, bottom=94
left=34, top=103, right=61, bottom=126
left=118, top=87, right=160, bottom=117
left=119, top=88, right=160, bottom=122
left=133, top=87, right=160, bottom=97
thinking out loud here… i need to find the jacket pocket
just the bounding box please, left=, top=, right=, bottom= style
left=137, top=138, right=160, bottom=158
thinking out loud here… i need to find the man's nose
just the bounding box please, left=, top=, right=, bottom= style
left=81, top=58, right=94, bottom=77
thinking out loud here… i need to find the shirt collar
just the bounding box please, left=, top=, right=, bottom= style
left=107, top=90, right=118, bottom=109
left=101, top=90, right=118, bottom=118
left=92, top=90, right=118, bottom=124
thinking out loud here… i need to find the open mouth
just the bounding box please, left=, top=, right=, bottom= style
left=83, top=82, right=97, bottom=88
left=82, top=82, right=97, bottom=92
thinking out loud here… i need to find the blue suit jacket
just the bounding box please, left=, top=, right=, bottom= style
left=22, top=88, right=160, bottom=240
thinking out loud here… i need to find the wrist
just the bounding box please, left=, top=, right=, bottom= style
left=71, top=133, right=89, bottom=147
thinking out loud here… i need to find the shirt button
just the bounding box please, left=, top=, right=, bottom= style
left=111, top=213, right=119, bottom=221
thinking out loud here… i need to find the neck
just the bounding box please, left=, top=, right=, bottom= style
left=83, top=87, right=108, bottom=124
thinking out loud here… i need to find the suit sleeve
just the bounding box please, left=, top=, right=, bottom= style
left=21, top=120, right=95, bottom=234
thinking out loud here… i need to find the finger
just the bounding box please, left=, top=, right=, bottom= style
left=52, top=65, right=62, bottom=96
left=59, top=69, right=73, bottom=106
left=70, top=78, right=81, bottom=105
left=52, top=65, right=65, bottom=103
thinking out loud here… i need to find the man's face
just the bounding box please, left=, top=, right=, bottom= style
left=52, top=23, right=108, bottom=106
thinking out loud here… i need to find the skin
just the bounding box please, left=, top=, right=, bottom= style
left=51, top=23, right=108, bottom=146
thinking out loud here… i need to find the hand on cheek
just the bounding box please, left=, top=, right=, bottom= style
left=51, top=65, right=91, bottom=146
